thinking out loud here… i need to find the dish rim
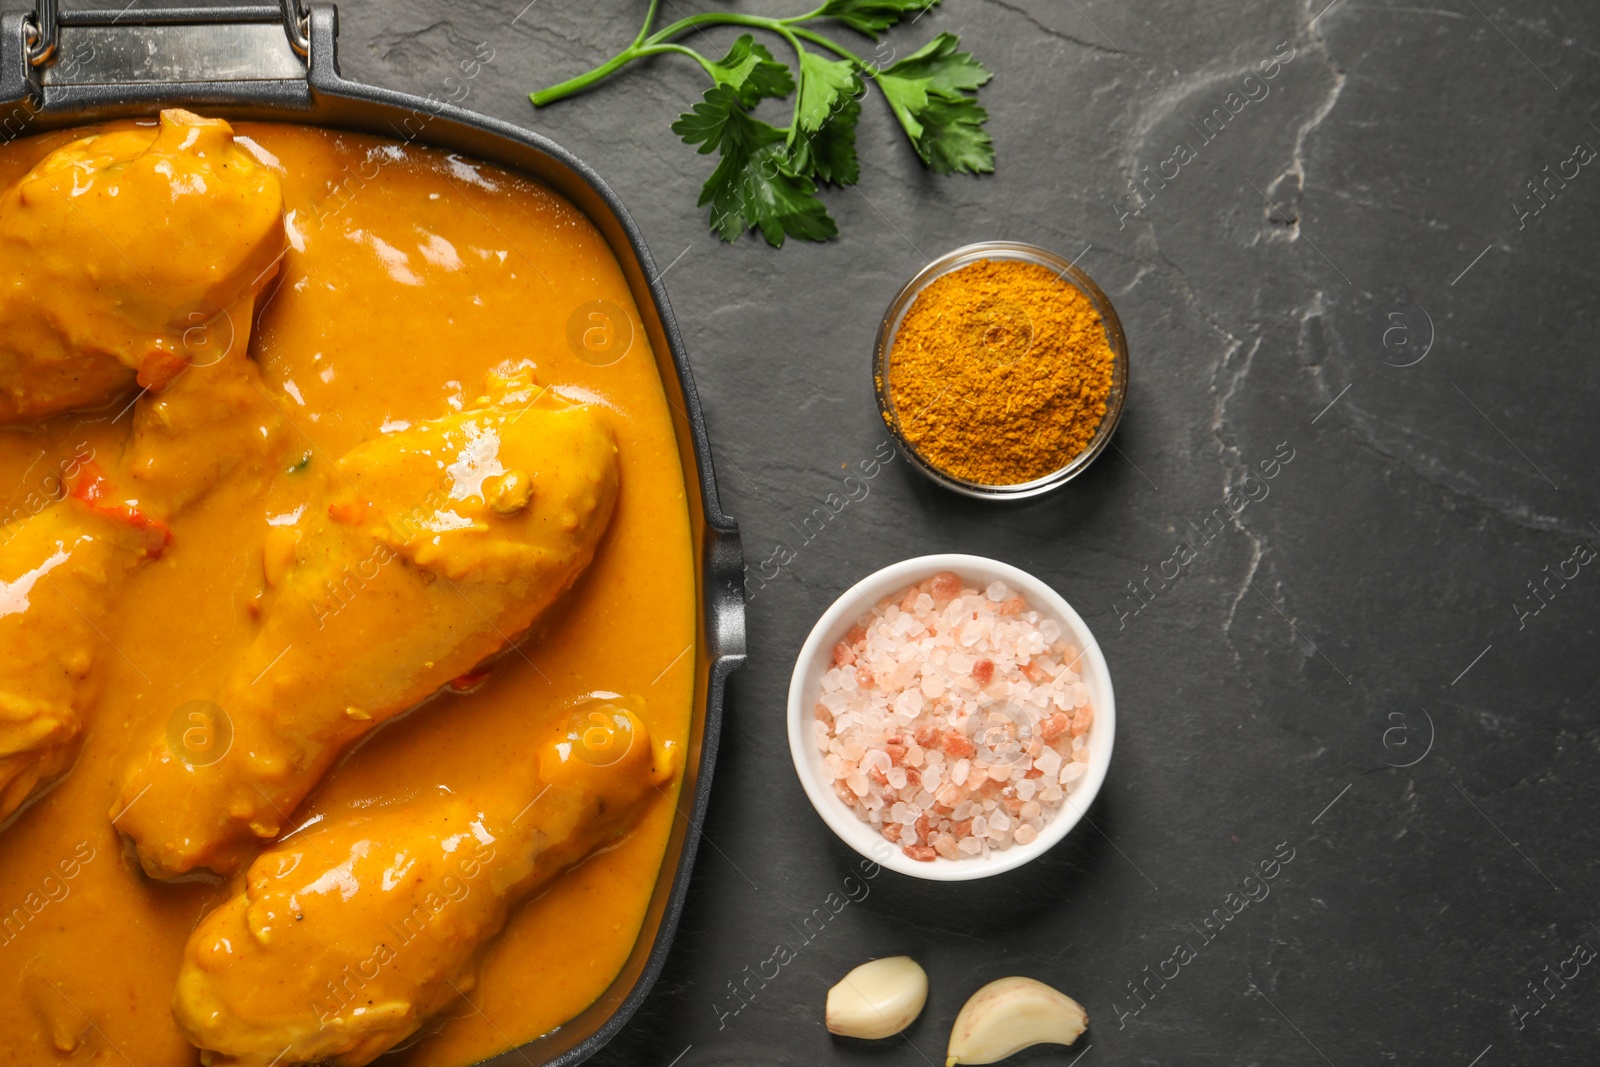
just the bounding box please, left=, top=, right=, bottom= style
left=786, top=553, right=1115, bottom=882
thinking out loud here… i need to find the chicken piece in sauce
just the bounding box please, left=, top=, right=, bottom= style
left=0, top=108, right=284, bottom=423
left=173, top=705, right=666, bottom=1066
left=112, top=371, right=620, bottom=879
left=0, top=483, right=167, bottom=825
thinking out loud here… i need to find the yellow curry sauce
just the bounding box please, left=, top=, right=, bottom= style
left=0, top=121, right=695, bottom=1065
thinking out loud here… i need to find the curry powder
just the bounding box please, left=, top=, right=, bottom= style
left=882, top=258, right=1116, bottom=485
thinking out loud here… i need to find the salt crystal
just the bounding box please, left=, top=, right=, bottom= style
left=921, top=672, right=946, bottom=698
left=985, top=581, right=1009, bottom=601
left=989, top=811, right=1011, bottom=832
left=1015, top=778, right=1036, bottom=801
left=1060, top=762, right=1086, bottom=783
left=922, top=765, right=943, bottom=792
left=970, top=816, right=987, bottom=836
left=887, top=767, right=907, bottom=790
left=958, top=837, right=982, bottom=855
left=847, top=773, right=869, bottom=796
left=951, top=758, right=971, bottom=785
left=1014, top=823, right=1038, bottom=845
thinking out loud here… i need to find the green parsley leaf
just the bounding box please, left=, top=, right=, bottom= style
left=795, top=52, right=861, bottom=135
left=707, top=34, right=794, bottom=106
left=876, top=33, right=995, bottom=174
left=789, top=94, right=861, bottom=186
left=788, top=51, right=863, bottom=185
left=671, top=85, right=838, bottom=246
left=816, top=0, right=941, bottom=39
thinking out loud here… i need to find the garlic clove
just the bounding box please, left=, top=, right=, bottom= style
left=825, top=955, right=929, bottom=1039
left=945, top=976, right=1087, bottom=1065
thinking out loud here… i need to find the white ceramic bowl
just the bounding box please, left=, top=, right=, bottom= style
left=786, top=554, right=1115, bottom=881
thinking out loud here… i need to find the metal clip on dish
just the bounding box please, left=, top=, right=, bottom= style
left=0, top=1, right=745, bottom=1062
left=3, top=0, right=316, bottom=110
left=16, top=0, right=307, bottom=67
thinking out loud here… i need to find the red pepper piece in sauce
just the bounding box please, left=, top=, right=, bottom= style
left=68, top=461, right=172, bottom=558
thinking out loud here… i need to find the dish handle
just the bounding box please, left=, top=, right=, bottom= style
left=706, top=520, right=747, bottom=669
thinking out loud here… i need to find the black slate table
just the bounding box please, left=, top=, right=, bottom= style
left=333, top=2, right=1599, bottom=1063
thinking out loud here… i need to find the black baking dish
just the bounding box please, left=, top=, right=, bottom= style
left=0, top=3, right=746, bottom=1064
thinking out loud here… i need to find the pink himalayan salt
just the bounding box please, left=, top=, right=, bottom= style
left=813, top=571, right=1094, bottom=862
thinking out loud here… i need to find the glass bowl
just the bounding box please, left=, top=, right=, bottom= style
left=873, top=241, right=1129, bottom=500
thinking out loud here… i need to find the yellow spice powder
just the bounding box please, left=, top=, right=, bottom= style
left=882, top=258, right=1116, bottom=485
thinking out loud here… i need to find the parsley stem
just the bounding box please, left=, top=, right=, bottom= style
left=651, top=43, right=718, bottom=79
left=632, top=0, right=661, bottom=46
left=535, top=12, right=817, bottom=107
left=644, top=12, right=807, bottom=59
left=531, top=41, right=713, bottom=106
left=778, top=4, right=831, bottom=24
left=789, top=26, right=871, bottom=67
left=531, top=47, right=642, bottom=106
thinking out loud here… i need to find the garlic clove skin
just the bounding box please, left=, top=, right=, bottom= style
left=945, top=976, right=1087, bottom=1065
left=825, top=956, right=929, bottom=1039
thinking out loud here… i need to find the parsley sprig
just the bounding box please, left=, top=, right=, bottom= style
left=531, top=0, right=994, bottom=247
